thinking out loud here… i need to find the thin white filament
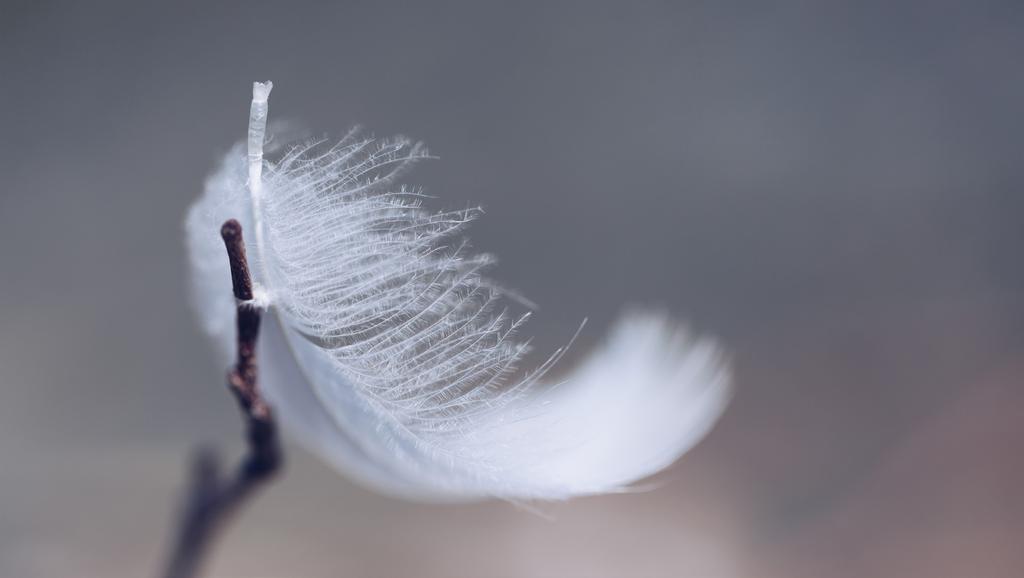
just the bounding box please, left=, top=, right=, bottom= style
left=248, top=81, right=272, bottom=262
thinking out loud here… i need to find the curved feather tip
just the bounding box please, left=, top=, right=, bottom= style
left=184, top=81, right=732, bottom=501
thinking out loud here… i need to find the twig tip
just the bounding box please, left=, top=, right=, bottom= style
left=220, top=218, right=242, bottom=241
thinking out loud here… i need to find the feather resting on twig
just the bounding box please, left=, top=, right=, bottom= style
left=185, top=81, right=731, bottom=501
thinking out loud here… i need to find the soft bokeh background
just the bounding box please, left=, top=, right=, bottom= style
left=2, top=1, right=1022, bottom=576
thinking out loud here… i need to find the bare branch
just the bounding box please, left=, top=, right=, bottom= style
left=160, top=219, right=282, bottom=578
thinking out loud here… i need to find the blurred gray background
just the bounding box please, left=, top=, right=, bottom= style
left=1, top=1, right=1023, bottom=576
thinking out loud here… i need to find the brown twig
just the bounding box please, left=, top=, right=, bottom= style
left=160, top=219, right=282, bottom=578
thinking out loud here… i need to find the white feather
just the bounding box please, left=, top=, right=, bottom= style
left=185, top=81, right=732, bottom=501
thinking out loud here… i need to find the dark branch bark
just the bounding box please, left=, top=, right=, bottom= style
left=160, top=219, right=282, bottom=578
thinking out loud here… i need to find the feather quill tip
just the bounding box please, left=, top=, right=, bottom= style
left=252, top=81, right=273, bottom=102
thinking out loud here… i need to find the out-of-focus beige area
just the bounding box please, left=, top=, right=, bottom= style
left=1, top=1, right=1022, bottom=577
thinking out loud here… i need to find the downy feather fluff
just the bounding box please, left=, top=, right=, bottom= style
left=185, top=81, right=731, bottom=501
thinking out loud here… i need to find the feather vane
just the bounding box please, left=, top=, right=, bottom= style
left=185, top=81, right=731, bottom=501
